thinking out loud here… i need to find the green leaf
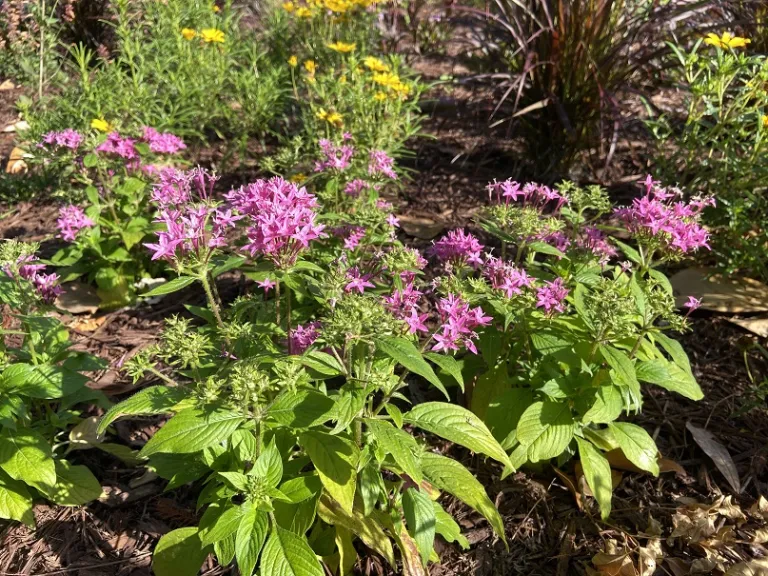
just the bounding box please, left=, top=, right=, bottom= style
left=528, top=241, right=566, bottom=258
left=470, top=365, right=510, bottom=420
left=376, top=337, right=449, bottom=400
left=215, top=533, right=236, bottom=565
left=433, top=502, right=469, bottom=549
left=0, top=470, right=34, bottom=526
left=424, top=353, right=464, bottom=390
left=97, top=386, right=191, bottom=435
left=653, top=333, right=693, bottom=376
left=485, top=388, right=534, bottom=443
left=251, top=438, right=283, bottom=488
left=612, top=238, right=641, bottom=264
left=403, top=487, right=436, bottom=567
left=366, top=419, right=422, bottom=482
left=260, top=525, right=324, bottom=576
left=267, top=389, right=336, bottom=428
left=384, top=404, right=404, bottom=428
left=420, top=452, right=505, bottom=543
left=516, top=401, right=575, bottom=462
left=153, top=527, right=210, bottom=576
left=300, top=431, right=358, bottom=514
left=83, top=153, right=98, bottom=168
left=317, top=493, right=396, bottom=566
left=140, top=408, right=244, bottom=457
left=236, top=502, right=269, bottom=576
left=279, top=475, right=322, bottom=503
left=608, top=422, right=659, bottom=476
left=405, top=403, right=512, bottom=468
left=576, top=437, right=612, bottom=520
left=599, top=345, right=641, bottom=407
left=45, top=460, right=103, bottom=506
left=582, top=385, right=624, bottom=424
left=0, top=429, right=56, bottom=490
left=636, top=359, right=703, bottom=400
left=143, top=276, right=197, bottom=297
left=300, top=351, right=345, bottom=379
left=648, top=268, right=674, bottom=295
left=11, top=364, right=88, bottom=399
left=200, top=502, right=249, bottom=546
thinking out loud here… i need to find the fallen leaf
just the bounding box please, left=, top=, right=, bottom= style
left=70, top=315, right=108, bottom=332
left=398, top=214, right=445, bottom=240
left=725, top=558, right=768, bottom=576
left=553, top=466, right=582, bottom=510
left=56, top=282, right=101, bottom=315
left=592, top=549, right=638, bottom=576
left=0, top=79, right=15, bottom=90
left=750, top=527, right=768, bottom=545
left=638, top=540, right=663, bottom=576
left=5, top=147, right=30, bottom=174
left=670, top=268, right=768, bottom=313
left=728, top=316, right=768, bottom=337
left=664, top=557, right=690, bottom=576
left=749, top=496, right=768, bottom=522
left=686, top=422, right=741, bottom=493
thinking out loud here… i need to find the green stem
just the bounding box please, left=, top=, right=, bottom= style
left=200, top=273, right=225, bottom=332
left=147, top=366, right=181, bottom=387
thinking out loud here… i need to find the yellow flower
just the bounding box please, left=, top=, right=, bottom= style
left=90, top=118, right=112, bottom=132
left=181, top=28, right=197, bottom=40
left=374, top=91, right=387, bottom=102
left=201, top=28, right=225, bottom=43
left=324, top=0, right=351, bottom=13
left=339, top=74, right=347, bottom=84
left=212, top=4, right=220, bottom=12
left=372, top=71, right=401, bottom=88
left=304, top=60, right=316, bottom=75
left=288, top=55, right=298, bottom=67
left=364, top=56, right=390, bottom=72
left=704, top=32, right=751, bottom=49
left=290, top=173, right=308, bottom=184
left=296, top=6, right=313, bottom=17
left=283, top=1, right=295, bottom=11
left=763, top=115, right=768, bottom=128
left=327, top=41, right=356, bottom=53
left=315, top=109, right=343, bottom=127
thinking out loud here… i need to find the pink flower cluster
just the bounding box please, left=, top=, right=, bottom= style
left=142, top=127, right=186, bottom=154
left=96, top=132, right=138, bottom=160
left=484, top=256, right=533, bottom=297
left=540, top=230, right=571, bottom=252
left=226, top=177, right=325, bottom=268
left=614, top=176, right=714, bottom=254
left=6, top=256, right=62, bottom=303
left=429, top=229, right=484, bottom=269
left=368, top=150, right=397, bottom=180
left=289, top=321, right=320, bottom=354
left=432, top=294, right=492, bottom=354
left=315, top=139, right=354, bottom=172
left=577, top=227, right=617, bottom=265
left=487, top=179, right=568, bottom=212
left=345, top=267, right=375, bottom=293
left=344, top=179, right=370, bottom=197
left=57, top=205, right=95, bottom=242
left=536, top=278, right=569, bottom=314
left=384, top=275, right=429, bottom=334
left=145, top=169, right=241, bottom=261
left=151, top=168, right=194, bottom=206
left=40, top=129, right=83, bottom=150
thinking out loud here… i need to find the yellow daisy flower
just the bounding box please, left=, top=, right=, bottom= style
left=288, top=55, right=298, bottom=67
left=296, top=6, right=313, bottom=17
left=364, top=56, right=390, bottom=72
left=324, top=0, right=351, bottom=12
left=763, top=115, right=768, bottom=128
left=283, top=1, right=295, bottom=11
left=212, top=4, right=220, bottom=12
left=704, top=32, right=751, bottom=49
left=304, top=60, right=316, bottom=75
left=327, top=41, right=356, bottom=53
left=181, top=28, right=197, bottom=40
left=374, top=91, right=387, bottom=102
left=201, top=28, right=225, bottom=43
left=90, top=118, right=112, bottom=132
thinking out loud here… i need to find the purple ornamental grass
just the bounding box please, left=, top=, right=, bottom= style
left=429, top=229, right=484, bottom=269
left=57, top=205, right=95, bottom=242
left=226, top=177, right=326, bottom=269
left=614, top=175, right=714, bottom=254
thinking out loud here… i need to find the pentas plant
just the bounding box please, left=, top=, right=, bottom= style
left=98, top=172, right=514, bottom=576
left=0, top=241, right=107, bottom=526
left=38, top=126, right=188, bottom=307
left=434, top=176, right=710, bottom=519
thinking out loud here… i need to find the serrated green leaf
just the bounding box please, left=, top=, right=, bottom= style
left=485, top=388, right=534, bottom=443
left=300, top=351, right=345, bottom=379
left=0, top=429, right=56, bottom=490
left=608, top=422, right=659, bottom=476
left=516, top=401, right=574, bottom=462
left=45, top=460, right=102, bottom=505
left=140, top=408, right=243, bottom=457
left=260, top=525, right=324, bottom=576
left=403, top=487, right=436, bottom=567
left=236, top=502, right=269, bottom=576
left=376, top=337, right=449, bottom=400
left=576, top=437, right=612, bottom=520
left=153, top=527, right=210, bottom=576
left=214, top=533, right=236, bottom=566
left=653, top=332, right=693, bottom=376
left=366, top=419, right=422, bottom=482
left=433, top=502, right=469, bottom=549
left=267, top=389, right=336, bottom=428
left=405, top=403, right=512, bottom=468
left=582, top=385, right=624, bottom=424
left=0, top=470, right=34, bottom=526
left=424, top=353, right=464, bottom=390
left=279, top=475, right=322, bottom=503
left=599, top=345, right=642, bottom=407
left=636, top=359, right=703, bottom=400
left=317, top=493, right=396, bottom=566
left=200, top=502, right=249, bottom=545
left=251, top=438, right=283, bottom=487
left=420, top=452, right=505, bottom=543
left=612, top=238, right=641, bottom=264
left=300, top=431, right=358, bottom=514
left=385, top=404, right=404, bottom=428
left=97, top=386, right=191, bottom=435
left=143, top=276, right=197, bottom=297
left=11, top=364, right=88, bottom=399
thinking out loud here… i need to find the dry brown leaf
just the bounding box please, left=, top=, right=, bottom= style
left=397, top=524, right=427, bottom=576
left=728, top=316, right=768, bottom=337
left=55, top=282, right=101, bottom=315
left=686, top=423, right=741, bottom=493
left=725, top=558, right=768, bottom=576
left=0, top=79, right=15, bottom=90
left=638, top=540, right=663, bottom=576
left=664, top=557, right=691, bottom=576
left=646, top=515, right=663, bottom=538
left=553, top=466, right=583, bottom=510
left=70, top=315, right=108, bottom=332
left=750, top=496, right=768, bottom=522
left=592, top=550, right=638, bottom=576
left=750, top=527, right=768, bottom=545
left=670, top=268, right=768, bottom=313
left=398, top=214, right=445, bottom=240
left=6, top=147, right=30, bottom=174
